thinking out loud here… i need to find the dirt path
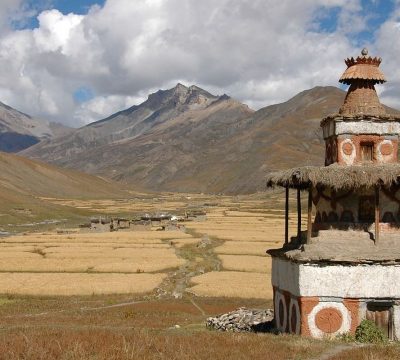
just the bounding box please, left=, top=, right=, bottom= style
left=155, top=226, right=224, bottom=299
left=4, top=300, right=146, bottom=319
left=309, top=343, right=365, bottom=360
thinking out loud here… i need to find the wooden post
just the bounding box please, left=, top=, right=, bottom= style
left=307, top=186, right=313, bottom=244
left=297, top=188, right=301, bottom=241
left=375, top=186, right=380, bottom=245
left=285, top=186, right=289, bottom=245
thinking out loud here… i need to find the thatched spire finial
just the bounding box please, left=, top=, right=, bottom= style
left=339, top=50, right=386, bottom=116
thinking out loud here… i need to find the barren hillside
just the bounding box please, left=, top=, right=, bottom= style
left=0, top=152, right=127, bottom=227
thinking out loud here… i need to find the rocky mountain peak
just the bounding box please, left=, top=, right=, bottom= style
left=174, top=82, right=188, bottom=92
left=145, top=83, right=220, bottom=110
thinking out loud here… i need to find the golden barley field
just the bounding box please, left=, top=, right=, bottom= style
left=0, top=191, right=305, bottom=298
left=181, top=195, right=306, bottom=299
left=0, top=272, right=166, bottom=296
left=189, top=271, right=272, bottom=299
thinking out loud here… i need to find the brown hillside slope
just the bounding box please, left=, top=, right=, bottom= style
left=0, top=152, right=125, bottom=198
left=0, top=152, right=127, bottom=227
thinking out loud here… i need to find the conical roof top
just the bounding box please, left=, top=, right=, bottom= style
left=339, top=48, right=386, bottom=85
left=338, top=49, right=386, bottom=116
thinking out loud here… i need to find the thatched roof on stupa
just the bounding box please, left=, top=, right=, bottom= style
left=266, top=163, right=400, bottom=190
left=339, top=48, right=386, bottom=85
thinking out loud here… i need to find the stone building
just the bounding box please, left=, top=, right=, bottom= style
left=266, top=49, right=400, bottom=339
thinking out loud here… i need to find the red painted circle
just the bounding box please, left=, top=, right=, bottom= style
left=381, top=142, right=393, bottom=156
left=315, top=307, right=343, bottom=333
left=342, top=142, right=353, bottom=156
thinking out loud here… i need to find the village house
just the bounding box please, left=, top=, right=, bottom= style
left=89, top=217, right=111, bottom=232
left=266, top=49, right=400, bottom=339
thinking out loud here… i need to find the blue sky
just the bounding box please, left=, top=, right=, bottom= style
left=316, top=0, right=395, bottom=45
left=29, top=0, right=105, bottom=15
left=17, top=0, right=105, bottom=29
left=50, top=0, right=105, bottom=14
left=0, top=0, right=399, bottom=126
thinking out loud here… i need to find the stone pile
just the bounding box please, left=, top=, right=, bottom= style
left=206, top=307, right=274, bottom=332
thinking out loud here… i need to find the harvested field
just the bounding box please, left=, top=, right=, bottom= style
left=219, top=255, right=271, bottom=273
left=182, top=200, right=303, bottom=298
left=0, top=251, right=42, bottom=259
left=46, top=247, right=178, bottom=258
left=223, top=210, right=284, bottom=217
left=0, top=273, right=166, bottom=296
left=0, top=236, right=187, bottom=274
left=189, top=271, right=271, bottom=299
left=0, top=245, right=37, bottom=252
left=3, top=230, right=193, bottom=243
left=214, top=241, right=270, bottom=255
left=0, top=228, right=197, bottom=294
left=0, top=256, right=184, bottom=273
left=185, top=213, right=305, bottom=243
left=1, top=191, right=293, bottom=299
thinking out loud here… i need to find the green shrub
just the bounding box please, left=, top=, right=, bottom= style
left=337, top=332, right=355, bottom=343
left=355, top=319, right=388, bottom=344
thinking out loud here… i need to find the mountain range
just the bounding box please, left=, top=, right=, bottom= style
left=0, top=101, right=71, bottom=152
left=22, top=84, right=350, bottom=193
left=13, top=83, right=400, bottom=194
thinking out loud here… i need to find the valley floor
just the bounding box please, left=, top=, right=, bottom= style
left=1, top=192, right=400, bottom=359
left=0, top=192, right=291, bottom=298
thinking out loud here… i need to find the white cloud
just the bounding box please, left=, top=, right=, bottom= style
left=0, top=0, right=398, bottom=127
left=75, top=94, right=146, bottom=125
left=33, top=10, right=83, bottom=53
left=374, top=11, right=400, bottom=110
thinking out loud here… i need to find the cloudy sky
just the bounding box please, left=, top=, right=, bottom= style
left=0, top=0, right=399, bottom=127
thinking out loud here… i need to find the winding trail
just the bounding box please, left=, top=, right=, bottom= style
left=155, top=225, right=224, bottom=299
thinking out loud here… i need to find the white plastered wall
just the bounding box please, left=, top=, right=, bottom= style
left=272, top=258, right=400, bottom=298
left=323, top=120, right=400, bottom=139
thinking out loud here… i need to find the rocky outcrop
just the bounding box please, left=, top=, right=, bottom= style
left=206, top=307, right=274, bottom=332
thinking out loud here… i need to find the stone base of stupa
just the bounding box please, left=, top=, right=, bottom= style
left=271, top=256, right=400, bottom=339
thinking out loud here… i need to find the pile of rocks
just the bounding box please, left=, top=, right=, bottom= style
left=206, top=307, right=274, bottom=332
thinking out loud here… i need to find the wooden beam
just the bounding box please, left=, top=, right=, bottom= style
left=285, top=186, right=289, bottom=245
left=307, top=186, right=313, bottom=244
left=297, top=188, right=301, bottom=241
left=375, top=186, right=380, bottom=245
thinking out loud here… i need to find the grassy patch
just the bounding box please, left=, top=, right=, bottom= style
left=0, top=297, right=17, bottom=306
left=0, top=296, right=328, bottom=360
